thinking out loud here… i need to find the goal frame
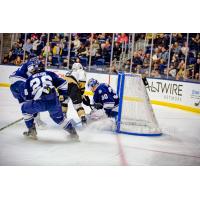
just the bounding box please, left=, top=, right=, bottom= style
left=116, top=72, right=162, bottom=136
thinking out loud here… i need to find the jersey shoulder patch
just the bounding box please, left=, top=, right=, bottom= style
left=98, top=89, right=102, bottom=94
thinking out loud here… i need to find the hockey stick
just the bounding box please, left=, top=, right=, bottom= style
left=0, top=117, right=23, bottom=132
left=194, top=99, right=200, bottom=106
left=88, top=103, right=103, bottom=110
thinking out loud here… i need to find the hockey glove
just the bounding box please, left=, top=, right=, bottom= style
left=43, top=86, right=52, bottom=94
left=82, top=95, right=91, bottom=106
left=93, top=103, right=103, bottom=110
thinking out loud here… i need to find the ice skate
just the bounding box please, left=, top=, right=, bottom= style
left=35, top=115, right=47, bottom=129
left=65, top=122, right=79, bottom=141
left=81, top=116, right=87, bottom=126
left=35, top=117, right=47, bottom=129
left=23, top=124, right=38, bottom=140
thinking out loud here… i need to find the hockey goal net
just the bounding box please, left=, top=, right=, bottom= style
left=116, top=73, right=161, bottom=136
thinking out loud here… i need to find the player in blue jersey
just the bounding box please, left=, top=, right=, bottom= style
left=9, top=57, right=40, bottom=103
left=21, top=62, right=79, bottom=140
left=86, top=78, right=119, bottom=119
left=9, top=57, right=46, bottom=127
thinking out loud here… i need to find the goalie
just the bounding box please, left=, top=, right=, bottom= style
left=84, top=78, right=119, bottom=120
left=60, top=62, right=87, bottom=125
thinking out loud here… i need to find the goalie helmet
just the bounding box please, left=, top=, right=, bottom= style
left=87, top=78, right=99, bottom=90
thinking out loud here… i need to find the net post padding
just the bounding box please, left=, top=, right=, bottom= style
left=116, top=72, right=162, bottom=136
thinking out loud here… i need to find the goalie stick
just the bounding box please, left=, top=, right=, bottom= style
left=0, top=117, right=23, bottom=132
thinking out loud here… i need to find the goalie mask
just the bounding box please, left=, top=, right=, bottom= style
left=87, top=78, right=99, bottom=91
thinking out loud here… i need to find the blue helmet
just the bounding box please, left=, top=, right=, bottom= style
left=87, top=78, right=99, bottom=90
left=28, top=61, right=45, bottom=74
left=30, top=57, right=40, bottom=65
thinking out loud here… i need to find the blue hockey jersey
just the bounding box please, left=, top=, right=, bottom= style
left=9, top=60, right=37, bottom=84
left=24, top=71, right=67, bottom=101
left=93, top=83, right=119, bottom=116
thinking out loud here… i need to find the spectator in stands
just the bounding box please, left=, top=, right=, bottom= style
left=181, top=42, right=189, bottom=56
left=98, top=33, right=106, bottom=40
left=104, top=40, right=111, bottom=49
left=172, top=42, right=181, bottom=54
left=42, top=42, right=51, bottom=57
left=151, top=69, right=161, bottom=78
left=47, top=55, right=52, bottom=67
left=191, top=34, right=200, bottom=51
left=3, top=55, right=8, bottom=64
left=194, top=58, right=200, bottom=79
left=8, top=49, right=14, bottom=63
left=123, top=59, right=131, bottom=71
left=89, top=39, right=99, bottom=63
left=23, top=39, right=32, bottom=54
left=40, top=33, right=46, bottom=42
left=154, top=34, right=169, bottom=48
left=152, top=48, right=161, bottom=62
left=141, top=53, right=150, bottom=74
left=93, top=39, right=100, bottom=50
left=168, top=63, right=177, bottom=78
left=132, top=52, right=143, bottom=72
left=13, top=39, right=23, bottom=49
left=143, top=53, right=150, bottom=67
left=73, top=35, right=81, bottom=51
left=62, top=58, right=68, bottom=68
left=31, top=34, right=38, bottom=41
left=160, top=46, right=169, bottom=62
left=171, top=53, right=179, bottom=64
left=77, top=43, right=88, bottom=57
left=52, top=34, right=60, bottom=42
left=14, top=56, right=22, bottom=66
left=117, top=33, right=128, bottom=44
left=3, top=33, right=200, bottom=82
left=32, top=39, right=41, bottom=55
left=100, top=42, right=111, bottom=62
left=113, top=42, right=122, bottom=61
left=52, top=43, right=61, bottom=56
left=159, top=58, right=166, bottom=74
left=176, top=60, right=186, bottom=80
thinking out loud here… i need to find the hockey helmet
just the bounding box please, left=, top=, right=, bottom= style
left=72, top=63, right=83, bottom=71
left=87, top=78, right=99, bottom=90
left=30, top=56, right=39, bottom=64
left=28, top=61, right=45, bottom=74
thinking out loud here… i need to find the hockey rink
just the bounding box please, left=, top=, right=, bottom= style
left=0, top=87, right=200, bottom=166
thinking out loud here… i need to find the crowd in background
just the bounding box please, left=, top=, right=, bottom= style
left=2, top=33, right=200, bottom=81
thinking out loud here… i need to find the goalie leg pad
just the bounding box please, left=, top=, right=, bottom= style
left=90, top=109, right=106, bottom=120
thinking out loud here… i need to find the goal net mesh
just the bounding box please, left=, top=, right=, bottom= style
left=116, top=73, right=161, bottom=136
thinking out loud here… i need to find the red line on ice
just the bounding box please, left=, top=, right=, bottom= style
left=116, top=134, right=128, bottom=166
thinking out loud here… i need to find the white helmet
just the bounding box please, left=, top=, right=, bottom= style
left=72, top=63, right=83, bottom=71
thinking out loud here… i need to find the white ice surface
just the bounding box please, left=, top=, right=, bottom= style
left=0, top=87, right=200, bottom=166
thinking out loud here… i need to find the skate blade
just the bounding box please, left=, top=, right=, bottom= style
left=23, top=133, right=38, bottom=140
left=36, top=123, right=47, bottom=130
left=66, top=135, right=80, bottom=142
